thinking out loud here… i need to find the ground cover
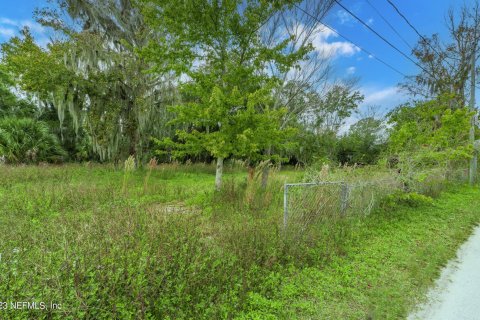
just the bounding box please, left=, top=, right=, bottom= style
left=0, top=164, right=478, bottom=319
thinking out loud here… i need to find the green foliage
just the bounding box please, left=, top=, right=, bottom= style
left=286, top=83, right=365, bottom=165
left=0, top=65, right=37, bottom=118
left=1, top=29, right=72, bottom=102
left=273, top=187, right=480, bottom=319
left=0, top=117, right=66, bottom=163
left=155, top=86, right=294, bottom=163
left=382, top=191, right=434, bottom=209
left=304, top=84, right=364, bottom=132
left=1, top=4, right=175, bottom=162
left=0, top=165, right=289, bottom=319
left=288, top=129, right=338, bottom=165
left=337, top=117, right=386, bottom=165
left=0, top=165, right=478, bottom=319
left=388, top=93, right=473, bottom=166
left=1, top=30, right=93, bottom=161
left=143, top=0, right=305, bottom=186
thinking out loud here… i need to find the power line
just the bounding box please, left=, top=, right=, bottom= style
left=364, top=0, right=413, bottom=51
left=293, top=4, right=408, bottom=78
left=385, top=0, right=480, bottom=91
left=385, top=0, right=426, bottom=43
left=333, top=0, right=438, bottom=80
left=384, top=0, right=453, bottom=62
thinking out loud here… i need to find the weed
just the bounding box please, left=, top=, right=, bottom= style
left=143, top=157, right=157, bottom=193
left=122, top=155, right=136, bottom=194
left=0, top=164, right=477, bottom=319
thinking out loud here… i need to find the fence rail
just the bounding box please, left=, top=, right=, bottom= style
left=283, top=181, right=348, bottom=228
left=283, top=177, right=402, bottom=231
left=283, top=167, right=471, bottom=231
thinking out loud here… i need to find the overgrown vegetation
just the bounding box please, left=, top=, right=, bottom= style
left=0, top=0, right=480, bottom=319
left=0, top=164, right=477, bottom=319
left=0, top=117, right=65, bottom=163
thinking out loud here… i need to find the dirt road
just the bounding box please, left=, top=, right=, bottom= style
left=408, top=225, right=480, bottom=320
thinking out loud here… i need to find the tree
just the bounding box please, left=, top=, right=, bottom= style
left=260, top=2, right=335, bottom=185
left=387, top=93, right=473, bottom=168
left=3, top=0, right=177, bottom=162
left=0, top=117, right=66, bottom=164
left=0, top=65, right=37, bottom=119
left=301, top=81, right=364, bottom=134
left=401, top=1, right=480, bottom=103
left=1, top=29, right=93, bottom=160
left=142, top=0, right=311, bottom=190
left=284, top=81, right=363, bottom=165
left=337, top=117, right=386, bottom=165
left=400, top=1, right=480, bottom=184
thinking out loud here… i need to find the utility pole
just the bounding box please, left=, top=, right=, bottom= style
left=469, top=44, right=477, bottom=185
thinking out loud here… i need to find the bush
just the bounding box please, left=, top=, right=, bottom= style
left=0, top=117, right=66, bottom=164
left=382, top=191, right=433, bottom=209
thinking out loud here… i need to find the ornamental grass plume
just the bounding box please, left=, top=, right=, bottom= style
left=143, top=157, right=158, bottom=193
left=319, top=164, right=330, bottom=180
left=122, top=155, right=136, bottom=194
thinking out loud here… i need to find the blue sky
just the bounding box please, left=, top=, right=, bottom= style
left=0, top=0, right=475, bottom=116
left=320, top=0, right=475, bottom=114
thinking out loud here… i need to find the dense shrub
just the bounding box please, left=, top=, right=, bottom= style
left=0, top=117, right=66, bottom=164
left=382, top=191, right=434, bottom=209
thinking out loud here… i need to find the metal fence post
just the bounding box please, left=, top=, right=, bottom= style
left=340, top=182, right=349, bottom=214
left=283, top=184, right=289, bottom=229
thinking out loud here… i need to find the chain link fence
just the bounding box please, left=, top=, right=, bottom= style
left=283, top=167, right=470, bottom=231
left=283, top=178, right=401, bottom=230
left=283, top=182, right=347, bottom=231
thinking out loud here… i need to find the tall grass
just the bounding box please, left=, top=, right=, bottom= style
left=0, top=164, right=295, bottom=319
left=0, top=162, right=470, bottom=319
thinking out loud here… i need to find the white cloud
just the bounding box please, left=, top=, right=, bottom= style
left=0, top=17, right=47, bottom=42
left=339, top=86, right=406, bottom=133
left=0, top=18, right=18, bottom=26
left=0, top=27, right=15, bottom=38
left=346, top=66, right=356, bottom=75
left=312, top=24, right=360, bottom=59
left=336, top=3, right=365, bottom=26
left=22, top=20, right=46, bottom=34
left=0, top=17, right=45, bottom=33
left=336, top=10, right=352, bottom=25
left=360, top=86, right=408, bottom=110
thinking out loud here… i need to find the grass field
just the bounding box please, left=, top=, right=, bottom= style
left=0, top=164, right=478, bottom=319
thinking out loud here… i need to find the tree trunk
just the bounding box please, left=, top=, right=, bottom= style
left=215, top=157, right=224, bottom=191
left=248, top=165, right=255, bottom=183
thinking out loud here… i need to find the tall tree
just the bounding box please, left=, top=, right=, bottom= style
left=0, top=65, right=36, bottom=119
left=387, top=93, right=472, bottom=167
left=286, top=80, right=363, bottom=164
left=401, top=1, right=480, bottom=104
left=3, top=0, right=177, bottom=162
left=400, top=1, right=480, bottom=184
left=260, top=1, right=334, bottom=185
left=142, top=0, right=311, bottom=190
left=337, top=116, right=386, bottom=165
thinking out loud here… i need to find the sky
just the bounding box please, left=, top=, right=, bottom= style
left=320, top=0, right=471, bottom=117
left=0, top=0, right=476, bottom=120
